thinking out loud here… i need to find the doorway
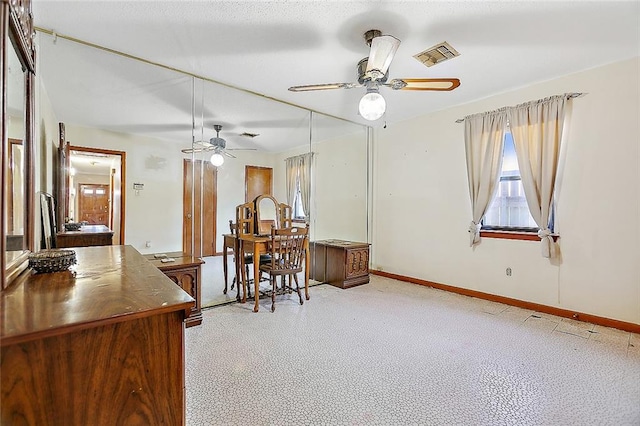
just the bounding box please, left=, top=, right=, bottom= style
left=66, top=146, right=125, bottom=244
left=183, top=159, right=217, bottom=257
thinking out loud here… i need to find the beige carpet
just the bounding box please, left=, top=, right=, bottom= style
left=185, top=275, right=640, bottom=425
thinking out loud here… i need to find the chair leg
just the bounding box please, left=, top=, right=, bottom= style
left=271, top=275, right=276, bottom=312
left=245, top=265, right=252, bottom=298
left=293, top=273, right=303, bottom=305
left=287, top=275, right=294, bottom=293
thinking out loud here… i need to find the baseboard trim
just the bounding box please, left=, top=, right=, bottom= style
left=371, top=270, right=640, bottom=334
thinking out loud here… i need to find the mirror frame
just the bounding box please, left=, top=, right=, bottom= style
left=253, top=194, right=279, bottom=235
left=2, top=0, right=36, bottom=288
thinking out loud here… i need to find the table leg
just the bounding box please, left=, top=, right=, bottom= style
left=304, top=240, right=310, bottom=301
left=253, top=244, right=261, bottom=313
left=223, top=241, right=229, bottom=294
left=239, top=240, right=247, bottom=303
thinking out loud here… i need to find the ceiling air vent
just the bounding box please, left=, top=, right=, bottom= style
left=239, top=132, right=259, bottom=138
left=413, top=41, right=460, bottom=67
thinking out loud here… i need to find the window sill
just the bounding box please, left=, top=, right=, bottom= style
left=480, top=230, right=559, bottom=242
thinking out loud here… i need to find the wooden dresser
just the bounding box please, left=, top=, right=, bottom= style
left=311, top=239, right=370, bottom=289
left=145, top=252, right=204, bottom=327
left=1, top=245, right=194, bottom=425
left=56, top=224, right=114, bottom=248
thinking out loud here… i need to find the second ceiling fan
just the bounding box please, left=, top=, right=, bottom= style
left=288, top=29, right=460, bottom=121
left=181, top=124, right=256, bottom=166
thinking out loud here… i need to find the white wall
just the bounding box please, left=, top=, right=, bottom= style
left=372, top=57, right=640, bottom=324
left=312, top=130, right=369, bottom=243
left=64, top=125, right=183, bottom=254
left=212, top=150, right=276, bottom=252
left=35, top=77, right=60, bottom=249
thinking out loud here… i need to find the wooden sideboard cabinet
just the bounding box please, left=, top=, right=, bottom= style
left=1, top=246, right=194, bottom=425
left=56, top=224, right=114, bottom=248
left=145, top=252, right=203, bottom=327
left=311, top=239, right=370, bottom=289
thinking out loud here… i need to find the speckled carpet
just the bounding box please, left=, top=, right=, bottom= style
left=185, top=275, right=640, bottom=425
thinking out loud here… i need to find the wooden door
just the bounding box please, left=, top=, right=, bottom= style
left=245, top=165, right=273, bottom=202
left=78, top=184, right=109, bottom=225
left=183, top=160, right=217, bottom=257
left=56, top=123, right=70, bottom=227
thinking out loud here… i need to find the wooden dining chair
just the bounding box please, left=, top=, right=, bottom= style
left=259, top=224, right=309, bottom=312
left=226, top=220, right=249, bottom=295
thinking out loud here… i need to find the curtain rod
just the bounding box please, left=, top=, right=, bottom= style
left=284, top=152, right=315, bottom=161
left=454, top=92, right=585, bottom=123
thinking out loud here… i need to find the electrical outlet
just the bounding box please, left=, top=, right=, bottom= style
left=506, top=267, right=512, bottom=276
left=145, top=241, right=152, bottom=248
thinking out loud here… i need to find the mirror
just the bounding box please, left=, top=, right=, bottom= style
left=254, top=194, right=279, bottom=235
left=39, top=193, right=56, bottom=249
left=36, top=31, right=369, bottom=306
left=5, top=21, right=28, bottom=273
left=311, top=114, right=369, bottom=243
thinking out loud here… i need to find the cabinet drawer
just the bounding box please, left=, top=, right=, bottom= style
left=345, top=248, right=369, bottom=279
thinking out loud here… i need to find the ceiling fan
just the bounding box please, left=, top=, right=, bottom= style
left=181, top=124, right=256, bottom=166
left=288, top=29, right=461, bottom=121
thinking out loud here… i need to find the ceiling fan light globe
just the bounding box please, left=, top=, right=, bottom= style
left=358, top=92, right=386, bottom=121
left=210, top=153, right=225, bottom=167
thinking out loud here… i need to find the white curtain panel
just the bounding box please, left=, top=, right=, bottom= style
left=299, top=152, right=313, bottom=218
left=508, top=95, right=567, bottom=258
left=464, top=110, right=507, bottom=246
left=285, top=156, right=299, bottom=207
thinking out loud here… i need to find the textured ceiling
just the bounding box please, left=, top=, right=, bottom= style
left=33, top=1, right=639, bottom=149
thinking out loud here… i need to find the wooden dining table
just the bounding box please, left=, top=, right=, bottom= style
left=237, top=233, right=310, bottom=312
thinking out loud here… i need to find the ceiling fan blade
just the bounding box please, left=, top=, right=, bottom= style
left=227, top=148, right=257, bottom=151
left=222, top=151, right=236, bottom=159
left=288, top=83, right=355, bottom=92
left=181, top=146, right=214, bottom=154
left=387, top=78, right=461, bottom=91
left=365, top=35, right=400, bottom=79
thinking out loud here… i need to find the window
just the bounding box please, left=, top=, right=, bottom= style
left=483, top=132, right=537, bottom=231
left=293, top=181, right=305, bottom=219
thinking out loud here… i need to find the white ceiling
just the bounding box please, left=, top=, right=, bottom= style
left=33, top=1, right=639, bottom=149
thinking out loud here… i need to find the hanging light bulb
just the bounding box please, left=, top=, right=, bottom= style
left=358, top=89, right=386, bottom=121
left=210, top=152, right=224, bottom=167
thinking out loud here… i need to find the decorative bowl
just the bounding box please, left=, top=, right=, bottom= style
left=64, top=222, right=82, bottom=231
left=29, top=249, right=77, bottom=273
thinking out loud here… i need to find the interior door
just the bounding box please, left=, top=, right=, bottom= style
left=57, top=123, right=70, bottom=226
left=78, top=184, right=109, bottom=225
left=183, top=159, right=217, bottom=257
left=245, top=165, right=273, bottom=202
